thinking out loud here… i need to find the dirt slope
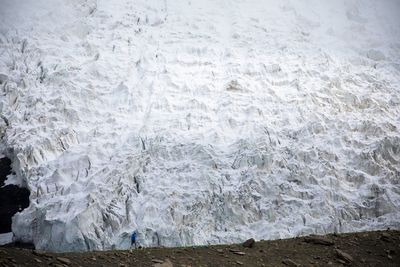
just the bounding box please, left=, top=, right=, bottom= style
left=1, top=230, right=399, bottom=266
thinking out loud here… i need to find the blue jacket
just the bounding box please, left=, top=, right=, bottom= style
left=131, top=232, right=137, bottom=242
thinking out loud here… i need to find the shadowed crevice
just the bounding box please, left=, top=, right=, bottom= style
left=0, top=157, right=30, bottom=234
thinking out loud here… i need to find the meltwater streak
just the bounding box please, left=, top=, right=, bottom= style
left=0, top=0, right=399, bottom=251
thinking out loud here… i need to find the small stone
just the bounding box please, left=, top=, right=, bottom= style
left=152, top=259, right=164, bottom=263
left=335, top=249, right=353, bottom=263
left=304, top=235, right=334, bottom=246
left=229, top=249, right=246, bottom=256
left=153, top=259, right=173, bottom=267
left=388, top=255, right=392, bottom=260
left=386, top=249, right=395, bottom=255
left=34, top=258, right=42, bottom=263
left=57, top=257, right=71, bottom=265
left=236, top=260, right=244, bottom=265
left=282, top=258, right=300, bottom=267
left=216, top=249, right=223, bottom=253
left=348, top=240, right=358, bottom=246
left=380, top=233, right=391, bottom=242
left=242, top=238, right=255, bottom=248
left=33, top=250, right=46, bottom=257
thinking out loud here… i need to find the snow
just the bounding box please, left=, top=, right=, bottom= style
left=0, top=0, right=400, bottom=252
left=0, top=232, right=13, bottom=246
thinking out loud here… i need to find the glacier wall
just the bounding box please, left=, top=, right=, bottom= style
left=0, top=0, right=399, bottom=252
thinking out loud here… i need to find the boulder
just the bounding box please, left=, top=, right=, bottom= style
left=242, top=238, right=255, bottom=248
left=335, top=249, right=353, bottom=263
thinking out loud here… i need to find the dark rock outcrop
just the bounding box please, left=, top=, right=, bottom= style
left=242, top=238, right=255, bottom=248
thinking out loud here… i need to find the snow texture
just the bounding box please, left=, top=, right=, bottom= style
left=0, top=232, right=13, bottom=245
left=0, top=0, right=400, bottom=252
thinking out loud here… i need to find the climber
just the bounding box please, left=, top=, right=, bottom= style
left=130, top=231, right=137, bottom=249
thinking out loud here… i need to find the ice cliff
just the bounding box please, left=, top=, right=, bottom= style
left=0, top=0, right=399, bottom=252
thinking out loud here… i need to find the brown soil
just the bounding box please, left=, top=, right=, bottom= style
left=1, top=230, right=399, bottom=266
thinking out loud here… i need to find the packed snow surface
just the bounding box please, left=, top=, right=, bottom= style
left=0, top=0, right=400, bottom=252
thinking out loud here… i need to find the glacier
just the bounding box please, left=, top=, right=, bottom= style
left=0, top=0, right=399, bottom=252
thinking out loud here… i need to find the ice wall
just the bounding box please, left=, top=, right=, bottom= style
left=0, top=0, right=399, bottom=252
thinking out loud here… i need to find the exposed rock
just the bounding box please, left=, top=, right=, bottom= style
left=304, top=235, right=334, bottom=246
left=8, top=258, right=16, bottom=263
left=57, top=257, right=72, bottom=265
left=152, top=259, right=164, bottom=263
left=282, top=258, right=300, bottom=267
left=153, top=259, right=173, bottom=267
left=386, top=249, right=395, bottom=255
left=335, top=249, right=353, bottom=263
left=229, top=249, right=246, bottom=255
left=380, top=233, right=391, bottom=242
left=33, top=250, right=47, bottom=257
left=242, top=238, right=255, bottom=248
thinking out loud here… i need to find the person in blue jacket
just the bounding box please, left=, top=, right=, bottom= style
left=131, top=231, right=137, bottom=249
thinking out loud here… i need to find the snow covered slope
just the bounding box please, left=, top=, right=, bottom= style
left=0, top=0, right=399, bottom=252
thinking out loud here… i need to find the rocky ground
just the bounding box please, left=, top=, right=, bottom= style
left=0, top=230, right=399, bottom=267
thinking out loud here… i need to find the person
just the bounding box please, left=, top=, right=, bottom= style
left=130, top=231, right=137, bottom=249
